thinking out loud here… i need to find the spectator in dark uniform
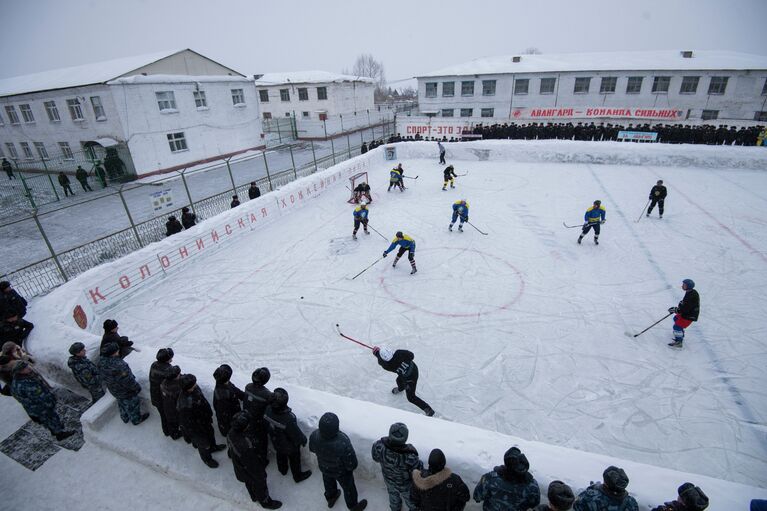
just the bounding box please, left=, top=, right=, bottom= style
left=67, top=342, right=104, bottom=402
left=75, top=165, right=93, bottom=192
left=244, top=367, right=275, bottom=462
left=473, top=446, right=540, bottom=510
left=651, top=482, right=708, bottom=511
left=181, top=207, right=196, bottom=229
left=149, top=348, right=175, bottom=437
left=0, top=281, right=28, bottom=318
left=248, top=182, right=261, bottom=200
left=11, top=361, right=75, bottom=441
left=574, top=466, right=638, bottom=511
left=0, top=312, right=34, bottom=348
left=100, top=319, right=135, bottom=358
left=2, top=158, right=14, bottom=179
left=411, top=448, right=470, bottom=511
left=165, top=215, right=183, bottom=236
left=371, top=422, right=422, bottom=511
left=160, top=365, right=183, bottom=439
left=231, top=195, right=241, bottom=208
left=177, top=373, right=226, bottom=468
left=98, top=342, right=149, bottom=425
left=212, top=363, right=244, bottom=436
left=58, top=171, right=74, bottom=196
left=360, top=142, right=368, bottom=154
left=265, top=387, right=312, bottom=483
left=535, top=480, right=575, bottom=511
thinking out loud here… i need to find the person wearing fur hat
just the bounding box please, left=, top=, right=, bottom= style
left=149, top=348, right=175, bottom=436
left=473, top=446, right=541, bottom=510
left=160, top=365, right=183, bottom=440
left=535, top=480, right=575, bottom=511
left=0, top=341, right=35, bottom=394
left=372, top=422, right=423, bottom=511
left=668, top=279, right=700, bottom=348
left=373, top=346, right=434, bottom=416
left=264, top=387, right=312, bottom=483
left=67, top=342, right=104, bottom=402
left=309, top=412, right=368, bottom=510
left=10, top=361, right=76, bottom=441
left=100, top=319, right=135, bottom=358
left=574, top=466, right=638, bottom=511
left=411, top=448, right=470, bottom=510
left=98, top=342, right=148, bottom=425
left=244, top=367, right=275, bottom=462
left=651, top=482, right=708, bottom=511
left=213, top=363, right=244, bottom=436
left=177, top=373, right=226, bottom=468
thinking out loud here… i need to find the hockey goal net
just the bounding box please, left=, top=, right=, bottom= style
left=347, top=172, right=371, bottom=204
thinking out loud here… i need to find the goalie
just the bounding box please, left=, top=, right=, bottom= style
left=353, top=181, right=372, bottom=204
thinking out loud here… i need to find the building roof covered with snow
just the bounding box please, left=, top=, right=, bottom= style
left=253, top=71, right=375, bottom=86
left=417, top=50, right=767, bottom=78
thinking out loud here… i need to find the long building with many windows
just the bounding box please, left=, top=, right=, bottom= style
left=416, top=50, right=767, bottom=123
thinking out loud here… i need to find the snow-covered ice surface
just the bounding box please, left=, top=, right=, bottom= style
left=16, top=141, right=767, bottom=509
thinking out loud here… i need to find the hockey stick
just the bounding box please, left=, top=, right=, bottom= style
left=454, top=171, right=469, bottom=177
left=635, top=200, right=651, bottom=223
left=632, top=312, right=673, bottom=338
left=466, top=221, right=488, bottom=235
left=402, top=175, right=419, bottom=180
left=563, top=222, right=586, bottom=229
left=365, top=221, right=389, bottom=241
left=351, top=257, right=383, bottom=280
left=334, top=324, right=374, bottom=350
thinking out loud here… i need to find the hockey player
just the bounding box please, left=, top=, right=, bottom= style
left=578, top=200, right=606, bottom=245
left=388, top=164, right=405, bottom=192
left=438, top=141, right=446, bottom=164
left=449, top=199, right=469, bottom=232
left=668, top=279, right=700, bottom=348
left=647, top=180, right=667, bottom=218
left=442, top=165, right=457, bottom=190
left=353, top=182, right=372, bottom=203
left=352, top=203, right=370, bottom=240
left=372, top=346, right=434, bottom=416
left=383, top=232, right=417, bottom=275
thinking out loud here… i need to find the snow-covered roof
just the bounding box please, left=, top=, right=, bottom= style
left=417, top=50, right=767, bottom=78
left=108, top=74, right=252, bottom=85
left=0, top=50, right=189, bottom=97
left=254, top=71, right=375, bottom=86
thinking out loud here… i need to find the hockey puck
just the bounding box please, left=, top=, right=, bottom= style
left=300, top=296, right=304, bottom=299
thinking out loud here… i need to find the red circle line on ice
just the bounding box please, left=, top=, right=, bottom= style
left=379, top=247, right=525, bottom=318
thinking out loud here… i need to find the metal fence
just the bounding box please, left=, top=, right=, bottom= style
left=1, top=118, right=395, bottom=299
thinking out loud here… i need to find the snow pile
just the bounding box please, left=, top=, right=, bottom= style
left=254, top=71, right=376, bottom=86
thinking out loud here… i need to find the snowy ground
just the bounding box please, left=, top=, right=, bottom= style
left=8, top=141, right=767, bottom=509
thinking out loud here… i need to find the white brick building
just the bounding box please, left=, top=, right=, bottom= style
left=416, top=50, right=767, bottom=123
left=0, top=49, right=263, bottom=178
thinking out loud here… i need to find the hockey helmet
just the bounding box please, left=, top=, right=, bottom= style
left=378, top=347, right=394, bottom=362
left=593, top=200, right=602, bottom=206
left=395, top=231, right=404, bottom=238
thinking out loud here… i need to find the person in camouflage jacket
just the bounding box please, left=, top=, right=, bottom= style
left=10, top=361, right=74, bottom=441
left=98, top=342, right=148, bottom=425
left=473, top=447, right=541, bottom=511
left=371, top=422, right=423, bottom=511
left=574, top=466, right=638, bottom=511
left=67, top=342, right=104, bottom=402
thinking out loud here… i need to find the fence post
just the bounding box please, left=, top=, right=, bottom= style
left=360, top=130, right=364, bottom=145
left=19, top=172, right=38, bottom=210
left=179, top=169, right=195, bottom=215
left=31, top=210, right=68, bottom=282
left=276, top=119, right=282, bottom=144
left=46, top=172, right=60, bottom=201
left=262, top=150, right=273, bottom=191
left=311, top=140, right=318, bottom=172
left=346, top=134, right=352, bottom=158
left=330, top=137, right=336, bottom=165
left=118, top=186, right=144, bottom=248
left=224, top=157, right=237, bottom=194
left=288, top=145, right=297, bottom=180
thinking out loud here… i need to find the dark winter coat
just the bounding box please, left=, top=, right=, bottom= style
left=371, top=437, right=422, bottom=491
left=0, top=319, right=34, bottom=346
left=181, top=211, right=196, bottom=229
left=574, top=482, right=638, bottom=511
left=75, top=167, right=88, bottom=183
left=177, top=387, right=215, bottom=448
left=10, top=371, right=56, bottom=418
left=649, top=185, right=667, bottom=201
left=160, top=378, right=182, bottom=425
left=265, top=403, right=306, bottom=454
left=308, top=413, right=358, bottom=478
left=473, top=466, right=541, bottom=511
left=0, top=289, right=28, bottom=317
left=58, top=173, right=71, bottom=186
left=243, top=383, right=274, bottom=424
left=67, top=355, right=101, bottom=389
left=376, top=349, right=417, bottom=380
left=248, top=185, right=261, bottom=200
left=678, top=289, right=700, bottom=322
left=165, top=218, right=183, bottom=237
left=231, top=198, right=241, bottom=208
left=100, top=331, right=134, bottom=358
left=227, top=422, right=268, bottom=501
left=213, top=381, right=244, bottom=435
left=98, top=354, right=141, bottom=400
left=651, top=502, right=688, bottom=511
left=411, top=467, right=471, bottom=511
left=148, top=361, right=174, bottom=407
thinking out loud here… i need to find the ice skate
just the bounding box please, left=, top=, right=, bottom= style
left=448, top=224, right=453, bottom=231
left=577, top=235, right=583, bottom=244
left=668, top=340, right=683, bottom=348
left=410, top=268, right=417, bottom=275
left=458, top=224, right=463, bottom=232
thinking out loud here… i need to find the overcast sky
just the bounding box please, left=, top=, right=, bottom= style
left=1, top=0, right=764, bottom=84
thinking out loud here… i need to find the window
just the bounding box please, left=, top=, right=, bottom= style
left=5, top=143, right=18, bottom=159
left=762, top=79, right=767, bottom=95
left=441, top=109, right=454, bottom=117
left=442, top=82, right=454, bottom=97
left=167, top=132, right=188, bottom=152
left=5, top=105, right=20, bottom=124
left=460, top=108, right=473, bottom=117
left=263, top=112, right=272, bottom=119
left=707, top=76, right=728, bottom=95
left=193, top=90, right=207, bottom=108
left=754, top=111, right=767, bottom=122
left=44, top=101, right=60, bottom=121
left=19, top=104, right=35, bottom=123
left=425, top=82, right=437, bottom=98
left=701, top=110, right=719, bottom=120
left=482, top=80, right=496, bottom=96
left=259, top=90, right=269, bottom=102
left=279, top=89, right=290, bottom=102
left=298, top=88, right=308, bottom=101
left=539, top=78, right=556, bottom=94
left=652, top=76, right=671, bottom=93
left=481, top=108, right=494, bottom=117
left=461, top=81, right=474, bottom=96
left=231, top=88, right=246, bottom=105
left=626, top=76, right=643, bottom=94
left=574, top=77, right=591, bottom=94
left=600, top=77, right=617, bottom=94
left=20, top=142, right=33, bottom=159
left=0, top=112, right=3, bottom=126
left=284, top=112, right=291, bottom=117
left=59, top=142, right=74, bottom=160
left=302, top=111, right=310, bottom=118
left=87, top=96, right=105, bottom=120
left=317, top=87, right=327, bottom=100
left=680, top=76, right=700, bottom=94
left=155, top=92, right=176, bottom=111
left=514, top=78, right=529, bottom=95
left=34, top=142, right=49, bottom=160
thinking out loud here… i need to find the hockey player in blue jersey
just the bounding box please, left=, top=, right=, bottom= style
left=383, top=232, right=417, bottom=275
left=578, top=200, right=606, bottom=245
left=352, top=202, right=370, bottom=240
left=449, top=200, right=469, bottom=232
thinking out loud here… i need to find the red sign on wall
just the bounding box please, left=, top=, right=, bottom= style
left=511, top=107, right=684, bottom=120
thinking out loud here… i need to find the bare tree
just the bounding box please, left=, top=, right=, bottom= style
left=523, top=47, right=542, bottom=55
left=346, top=54, right=387, bottom=101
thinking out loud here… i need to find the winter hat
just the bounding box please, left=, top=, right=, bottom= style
left=156, top=348, right=174, bottom=363
left=252, top=367, right=271, bottom=385
left=682, top=279, right=695, bottom=290
left=547, top=480, right=575, bottom=510
left=503, top=447, right=529, bottom=475
left=103, top=319, right=118, bottom=331
left=100, top=342, right=120, bottom=357
left=11, top=360, right=29, bottom=375
left=230, top=410, right=250, bottom=431
left=378, top=347, right=394, bottom=362
left=179, top=374, right=197, bottom=391
left=2, top=342, right=19, bottom=356
left=395, top=231, right=403, bottom=238
left=319, top=412, right=339, bottom=439
left=678, top=483, right=709, bottom=511
left=213, top=364, right=232, bottom=384
left=428, top=448, right=446, bottom=473
left=388, top=422, right=409, bottom=445
left=272, top=387, right=289, bottom=409
left=602, top=466, right=629, bottom=492
left=657, top=179, right=664, bottom=185
left=166, top=365, right=181, bottom=380
left=69, top=342, right=86, bottom=356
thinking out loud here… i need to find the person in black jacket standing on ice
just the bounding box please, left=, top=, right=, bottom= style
left=373, top=346, right=434, bottom=416
left=668, top=279, right=700, bottom=348
left=647, top=180, right=667, bottom=218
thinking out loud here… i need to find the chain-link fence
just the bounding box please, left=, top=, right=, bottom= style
left=1, top=118, right=395, bottom=299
